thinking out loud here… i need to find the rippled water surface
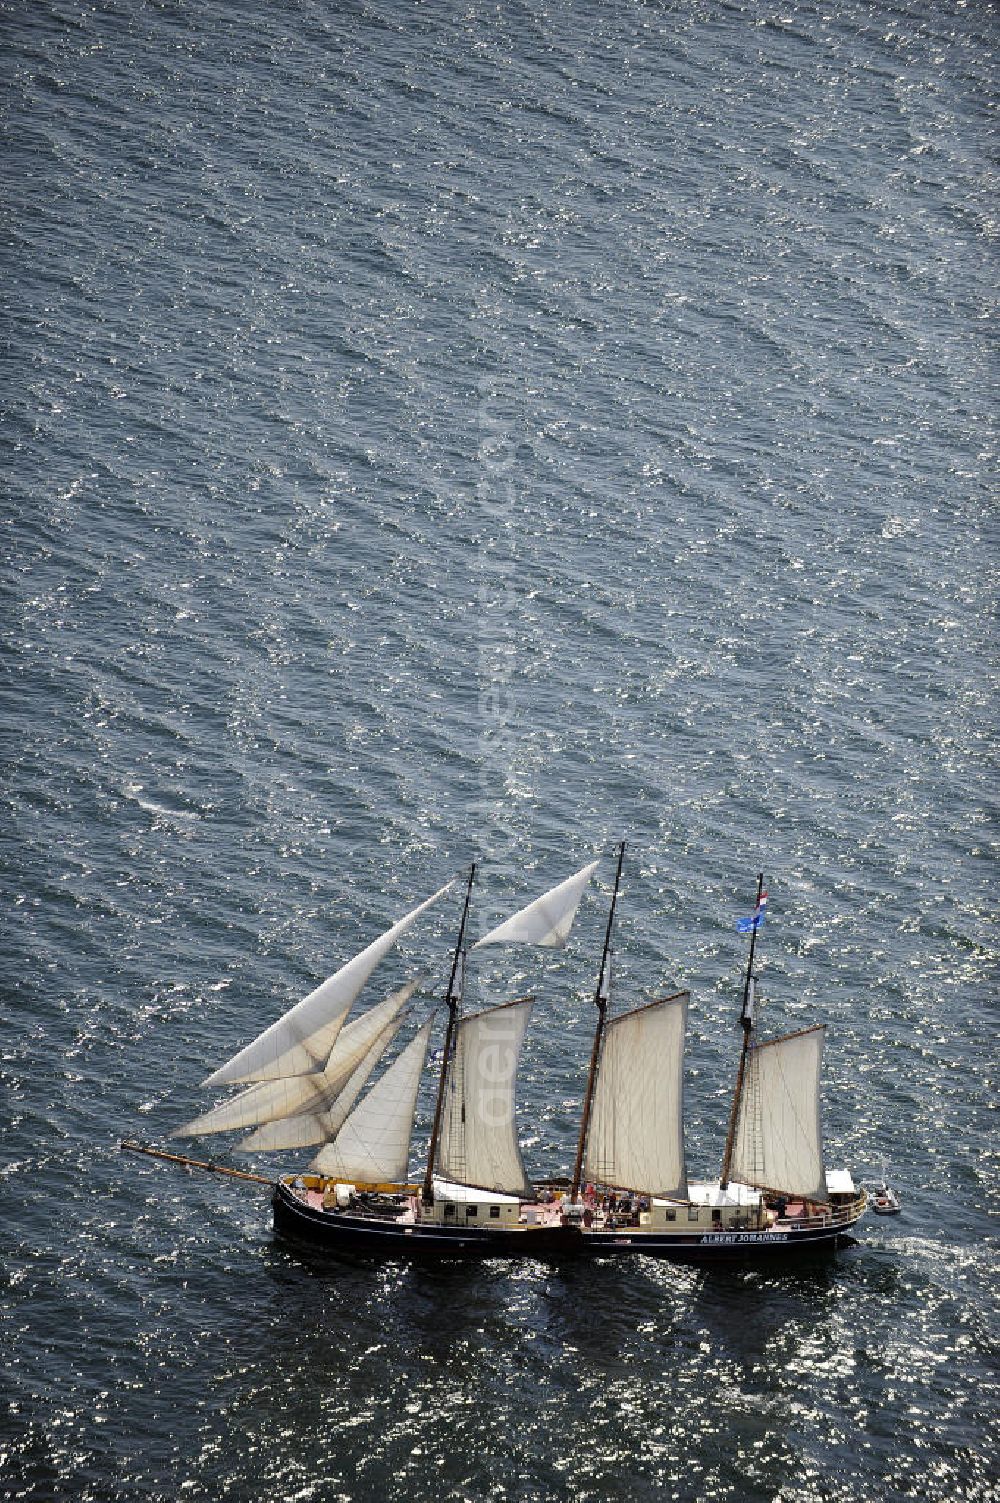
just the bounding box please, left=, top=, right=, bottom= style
left=2, top=2, right=996, bottom=1499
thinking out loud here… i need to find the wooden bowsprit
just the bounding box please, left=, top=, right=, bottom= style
left=120, top=1139, right=274, bottom=1186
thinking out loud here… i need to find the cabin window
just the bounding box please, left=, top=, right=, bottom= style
left=444, top=1204, right=455, bottom=1218
left=711, top=1209, right=722, bottom=1223
left=489, top=1205, right=501, bottom=1219
left=688, top=1207, right=700, bottom=1222
left=466, top=1205, right=478, bottom=1217
left=665, top=1209, right=676, bottom=1222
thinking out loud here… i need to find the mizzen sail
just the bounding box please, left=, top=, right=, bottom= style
left=311, top=1017, right=434, bottom=1184
left=436, top=997, right=534, bottom=1196
left=583, top=991, right=688, bottom=1198
left=729, top=1024, right=827, bottom=1201
left=203, top=883, right=451, bottom=1087
left=472, top=861, right=599, bottom=950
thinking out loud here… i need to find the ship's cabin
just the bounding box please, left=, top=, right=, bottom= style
left=423, top=1179, right=521, bottom=1227
left=644, top=1180, right=765, bottom=1231
left=825, top=1168, right=857, bottom=1207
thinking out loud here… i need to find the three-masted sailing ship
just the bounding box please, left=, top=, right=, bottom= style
left=130, top=846, right=867, bottom=1260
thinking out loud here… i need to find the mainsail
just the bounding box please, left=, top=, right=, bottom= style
left=583, top=991, right=688, bottom=1198
left=436, top=997, right=534, bottom=1196
left=174, top=978, right=424, bottom=1139
left=203, top=883, right=452, bottom=1087
left=472, top=860, right=599, bottom=949
left=729, top=1024, right=827, bottom=1201
left=311, top=1018, right=434, bottom=1183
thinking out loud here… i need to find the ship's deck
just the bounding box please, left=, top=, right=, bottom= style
left=288, top=1181, right=866, bottom=1235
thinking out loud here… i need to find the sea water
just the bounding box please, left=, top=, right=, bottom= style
left=2, top=2, right=995, bottom=1499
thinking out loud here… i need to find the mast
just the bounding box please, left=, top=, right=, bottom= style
left=570, top=840, right=626, bottom=1201
left=720, top=872, right=764, bottom=1190
left=422, top=862, right=476, bottom=1204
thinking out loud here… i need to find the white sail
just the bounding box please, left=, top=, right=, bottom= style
left=174, top=978, right=423, bottom=1139
left=238, top=1014, right=407, bottom=1151
left=472, top=860, right=599, bottom=950
left=584, top=991, right=688, bottom=1198
left=311, top=1018, right=433, bottom=1183
left=203, top=882, right=452, bottom=1087
left=730, top=1025, right=827, bottom=1202
left=436, top=998, right=534, bottom=1196
left=173, top=1077, right=286, bottom=1140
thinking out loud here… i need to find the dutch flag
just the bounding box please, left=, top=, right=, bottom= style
left=736, top=892, right=768, bottom=934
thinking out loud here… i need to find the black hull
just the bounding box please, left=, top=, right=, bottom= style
left=272, top=1183, right=862, bottom=1263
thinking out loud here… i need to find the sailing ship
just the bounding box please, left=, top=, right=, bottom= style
left=134, top=846, right=867, bottom=1260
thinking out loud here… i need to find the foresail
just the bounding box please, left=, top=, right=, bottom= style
left=730, top=1024, right=826, bottom=1201
left=472, top=860, right=599, bottom=949
left=318, top=975, right=424, bottom=1095
left=172, top=1076, right=286, bottom=1140
left=436, top=997, right=534, bottom=1196
left=583, top=991, right=688, bottom=1198
left=238, top=1015, right=406, bottom=1151
left=311, top=1017, right=433, bottom=1183
left=203, top=882, right=452, bottom=1087
left=173, top=978, right=423, bottom=1138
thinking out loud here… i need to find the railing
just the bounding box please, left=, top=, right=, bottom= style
left=774, top=1190, right=867, bottom=1230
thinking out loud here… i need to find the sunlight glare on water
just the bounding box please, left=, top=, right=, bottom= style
left=2, top=1, right=995, bottom=1500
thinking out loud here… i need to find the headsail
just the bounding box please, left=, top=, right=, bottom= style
left=729, top=1024, right=827, bottom=1201
left=203, top=882, right=452, bottom=1087
left=238, top=1013, right=407, bottom=1151
left=174, top=978, right=423, bottom=1140
left=583, top=991, right=688, bottom=1198
left=311, top=1017, right=434, bottom=1183
left=436, top=997, right=534, bottom=1196
left=472, top=860, right=599, bottom=950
